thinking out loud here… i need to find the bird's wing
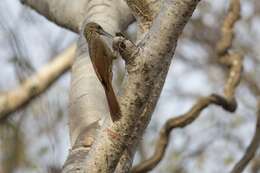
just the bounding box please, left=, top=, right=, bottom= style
left=88, top=36, right=110, bottom=90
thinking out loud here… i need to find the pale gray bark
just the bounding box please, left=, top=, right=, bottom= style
left=63, top=1, right=134, bottom=172
left=81, top=0, right=201, bottom=172
left=21, top=0, right=88, bottom=32
left=21, top=0, right=201, bottom=172
left=20, top=0, right=133, bottom=33
left=67, top=0, right=133, bottom=146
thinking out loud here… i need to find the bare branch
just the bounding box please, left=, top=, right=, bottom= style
left=0, top=45, right=76, bottom=121
left=21, top=0, right=133, bottom=33
left=216, top=0, right=240, bottom=55
left=230, top=100, right=260, bottom=173
left=131, top=94, right=236, bottom=173
left=215, top=1, right=260, bottom=170
left=81, top=0, right=201, bottom=172
left=231, top=75, right=260, bottom=173
left=216, top=0, right=242, bottom=103
left=62, top=0, right=135, bottom=172
left=132, top=0, right=242, bottom=172
left=20, top=0, right=86, bottom=32
left=124, top=0, right=154, bottom=32
left=124, top=0, right=163, bottom=34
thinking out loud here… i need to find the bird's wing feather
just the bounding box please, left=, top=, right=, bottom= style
left=88, top=36, right=110, bottom=90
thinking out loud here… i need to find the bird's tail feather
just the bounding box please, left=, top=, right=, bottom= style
left=105, top=84, right=121, bottom=121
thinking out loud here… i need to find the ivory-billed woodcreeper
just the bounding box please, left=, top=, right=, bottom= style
left=84, top=22, right=121, bottom=122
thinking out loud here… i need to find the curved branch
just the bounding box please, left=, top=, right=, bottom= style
left=216, top=0, right=240, bottom=55
left=132, top=0, right=242, bottom=172
left=131, top=94, right=238, bottom=173
left=0, top=45, right=76, bottom=121
left=20, top=0, right=88, bottom=32
left=230, top=101, right=260, bottom=173
left=21, top=0, right=133, bottom=33
left=216, top=0, right=242, bottom=103
left=231, top=76, right=260, bottom=173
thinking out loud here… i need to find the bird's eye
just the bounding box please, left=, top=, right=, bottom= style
left=98, top=25, right=102, bottom=30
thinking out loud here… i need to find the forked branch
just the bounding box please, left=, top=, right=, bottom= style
left=132, top=0, right=242, bottom=172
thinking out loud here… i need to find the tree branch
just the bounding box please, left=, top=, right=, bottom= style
left=123, top=0, right=154, bottom=32
left=124, top=0, right=163, bottom=34
left=21, top=0, right=132, bottom=172
left=131, top=94, right=238, bottom=173
left=20, top=0, right=86, bottom=32
left=231, top=74, right=260, bottom=173
left=21, top=0, right=133, bottom=33
left=82, top=0, right=201, bottom=172
left=216, top=0, right=242, bottom=104
left=62, top=0, right=134, bottom=172
left=216, top=0, right=240, bottom=56
left=230, top=100, right=260, bottom=173
left=132, top=0, right=242, bottom=172
left=0, top=45, right=76, bottom=121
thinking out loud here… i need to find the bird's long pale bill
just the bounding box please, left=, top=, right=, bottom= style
left=100, top=30, right=113, bottom=39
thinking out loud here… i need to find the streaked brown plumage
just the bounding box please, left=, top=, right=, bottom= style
left=84, top=22, right=121, bottom=122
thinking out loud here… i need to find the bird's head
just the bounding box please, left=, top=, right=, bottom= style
left=84, top=22, right=113, bottom=41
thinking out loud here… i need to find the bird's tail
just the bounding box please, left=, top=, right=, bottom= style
left=105, top=84, right=121, bottom=122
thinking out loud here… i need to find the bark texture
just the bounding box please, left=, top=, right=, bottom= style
left=21, top=0, right=206, bottom=172
left=79, top=0, right=201, bottom=172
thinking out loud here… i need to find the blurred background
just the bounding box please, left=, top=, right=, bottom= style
left=0, top=0, right=259, bottom=173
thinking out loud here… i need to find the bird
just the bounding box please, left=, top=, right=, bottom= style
left=83, top=22, right=121, bottom=122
